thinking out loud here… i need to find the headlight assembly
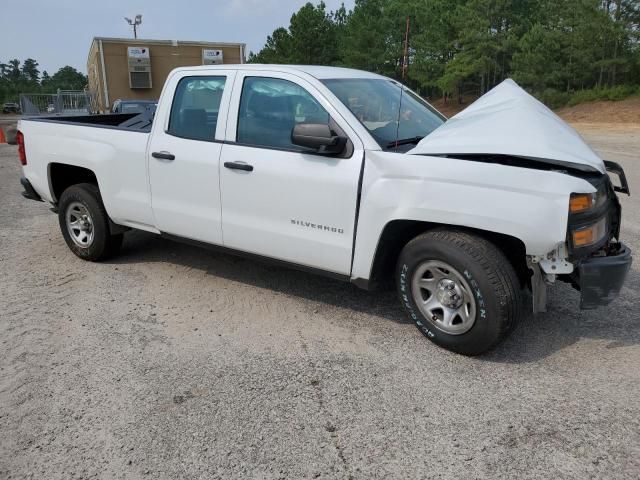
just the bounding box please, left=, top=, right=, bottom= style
left=571, top=217, right=607, bottom=248
left=569, top=186, right=607, bottom=214
left=569, top=193, right=596, bottom=213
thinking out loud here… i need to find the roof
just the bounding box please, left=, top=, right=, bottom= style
left=91, top=37, right=245, bottom=48
left=169, top=64, right=387, bottom=80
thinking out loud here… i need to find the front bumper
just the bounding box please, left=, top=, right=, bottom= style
left=577, top=243, right=632, bottom=309
left=20, top=176, right=43, bottom=202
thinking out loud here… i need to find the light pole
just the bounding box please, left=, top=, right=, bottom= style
left=124, top=15, right=142, bottom=39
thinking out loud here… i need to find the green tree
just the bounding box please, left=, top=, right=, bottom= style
left=249, top=28, right=294, bottom=63
left=511, top=23, right=567, bottom=91
left=6, top=59, right=22, bottom=83
left=408, top=0, right=465, bottom=97
left=339, top=0, right=401, bottom=75
left=45, top=66, right=87, bottom=92
left=0, top=61, right=89, bottom=104
left=512, top=0, right=618, bottom=92
left=250, top=2, right=342, bottom=65
left=288, top=2, right=339, bottom=64
left=21, top=58, right=40, bottom=84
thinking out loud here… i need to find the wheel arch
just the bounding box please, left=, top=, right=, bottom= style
left=364, top=220, right=529, bottom=290
left=48, top=163, right=99, bottom=204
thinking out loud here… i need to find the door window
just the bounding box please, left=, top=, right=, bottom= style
left=237, top=77, right=330, bottom=150
left=168, top=76, right=226, bottom=141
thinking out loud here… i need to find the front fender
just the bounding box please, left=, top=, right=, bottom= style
left=351, top=151, right=596, bottom=281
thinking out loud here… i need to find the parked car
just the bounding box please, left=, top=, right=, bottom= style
left=111, top=99, right=157, bottom=115
left=2, top=102, right=20, bottom=114
left=16, top=65, right=632, bottom=355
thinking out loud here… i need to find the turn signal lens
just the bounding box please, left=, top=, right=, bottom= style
left=572, top=217, right=607, bottom=248
left=569, top=193, right=595, bottom=213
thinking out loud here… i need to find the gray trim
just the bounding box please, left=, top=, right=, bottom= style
left=161, top=233, right=351, bottom=283
left=349, top=151, right=366, bottom=277
left=528, top=259, right=547, bottom=313
left=21, top=115, right=152, bottom=133
left=93, top=37, right=246, bottom=49
left=350, top=277, right=371, bottom=290
left=99, top=39, right=109, bottom=109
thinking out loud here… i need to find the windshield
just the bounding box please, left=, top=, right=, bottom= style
left=322, top=78, right=446, bottom=151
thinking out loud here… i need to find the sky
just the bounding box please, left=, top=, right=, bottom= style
left=1, top=0, right=355, bottom=75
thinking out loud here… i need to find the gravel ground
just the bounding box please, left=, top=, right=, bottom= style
left=1, top=126, right=639, bottom=480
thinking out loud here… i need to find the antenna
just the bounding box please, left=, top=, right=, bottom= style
left=393, top=84, right=404, bottom=151
left=402, top=16, right=410, bottom=80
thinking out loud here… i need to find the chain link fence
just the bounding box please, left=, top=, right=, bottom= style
left=20, top=90, right=99, bottom=116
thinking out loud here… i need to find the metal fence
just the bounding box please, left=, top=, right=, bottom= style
left=20, top=90, right=99, bottom=116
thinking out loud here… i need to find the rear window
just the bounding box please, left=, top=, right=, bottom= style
left=168, top=76, right=226, bottom=141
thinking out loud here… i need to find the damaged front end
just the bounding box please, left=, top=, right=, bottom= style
left=528, top=163, right=632, bottom=312
left=409, top=78, right=632, bottom=313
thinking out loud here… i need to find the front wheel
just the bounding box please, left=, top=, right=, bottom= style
left=58, top=183, right=123, bottom=261
left=396, top=229, right=521, bottom=355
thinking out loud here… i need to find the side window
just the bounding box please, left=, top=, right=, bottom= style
left=237, top=76, right=330, bottom=150
left=168, top=76, right=226, bottom=141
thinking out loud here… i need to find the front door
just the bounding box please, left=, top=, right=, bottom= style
left=148, top=71, right=235, bottom=244
left=219, top=72, right=364, bottom=275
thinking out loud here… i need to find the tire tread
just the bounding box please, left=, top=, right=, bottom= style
left=402, top=229, right=522, bottom=354
left=58, top=183, right=123, bottom=261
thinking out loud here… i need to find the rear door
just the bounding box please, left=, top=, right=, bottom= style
left=219, top=71, right=364, bottom=275
left=148, top=70, right=235, bottom=244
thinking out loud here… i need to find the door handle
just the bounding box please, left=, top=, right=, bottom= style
left=152, top=151, right=175, bottom=161
left=224, top=161, right=253, bottom=172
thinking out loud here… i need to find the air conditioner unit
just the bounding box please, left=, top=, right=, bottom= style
left=202, top=49, right=223, bottom=65
left=127, top=46, right=152, bottom=89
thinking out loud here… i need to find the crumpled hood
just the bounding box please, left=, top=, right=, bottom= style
left=409, top=79, right=605, bottom=174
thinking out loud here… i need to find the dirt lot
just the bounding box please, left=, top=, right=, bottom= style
left=558, top=98, right=640, bottom=124
left=1, top=125, right=639, bottom=479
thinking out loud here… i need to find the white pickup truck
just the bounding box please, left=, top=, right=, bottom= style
left=17, top=65, right=632, bottom=355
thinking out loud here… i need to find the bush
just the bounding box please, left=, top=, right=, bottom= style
left=535, top=85, right=639, bottom=109
left=536, top=89, right=571, bottom=109
left=566, top=85, right=639, bottom=106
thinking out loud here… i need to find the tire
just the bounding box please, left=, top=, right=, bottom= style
left=58, top=183, right=123, bottom=261
left=396, top=229, right=521, bottom=356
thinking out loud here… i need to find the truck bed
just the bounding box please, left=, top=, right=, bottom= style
left=22, top=112, right=153, bottom=133
left=19, top=112, right=155, bottom=230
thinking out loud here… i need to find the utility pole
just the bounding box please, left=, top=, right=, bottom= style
left=124, top=15, right=142, bottom=39
left=402, top=16, right=410, bottom=80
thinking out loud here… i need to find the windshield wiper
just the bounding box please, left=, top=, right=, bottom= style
left=386, top=136, right=424, bottom=149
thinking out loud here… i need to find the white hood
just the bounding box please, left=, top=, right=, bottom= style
left=410, top=79, right=605, bottom=174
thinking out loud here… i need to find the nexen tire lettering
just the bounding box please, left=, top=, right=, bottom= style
left=464, top=269, right=486, bottom=318
left=400, top=263, right=434, bottom=337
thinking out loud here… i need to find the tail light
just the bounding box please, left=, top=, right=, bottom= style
left=16, top=131, right=27, bottom=166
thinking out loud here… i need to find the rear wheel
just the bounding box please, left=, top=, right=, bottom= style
left=396, top=229, right=521, bottom=355
left=58, top=183, right=123, bottom=261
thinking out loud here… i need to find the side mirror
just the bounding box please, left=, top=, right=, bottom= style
left=291, top=123, right=347, bottom=155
